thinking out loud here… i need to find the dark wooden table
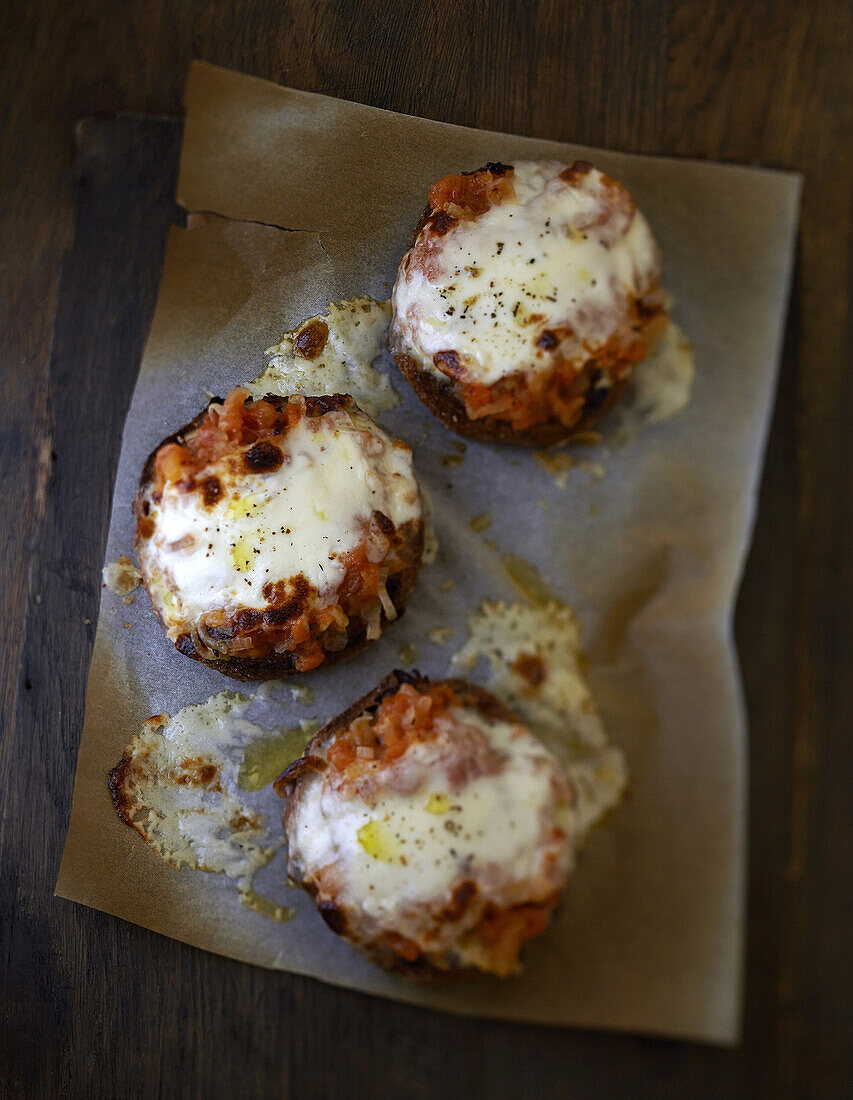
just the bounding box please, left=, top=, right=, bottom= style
left=2, top=3, right=850, bottom=1096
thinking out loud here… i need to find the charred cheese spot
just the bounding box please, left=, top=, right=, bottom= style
left=429, top=211, right=458, bottom=236
left=173, top=758, right=220, bottom=787
left=433, top=350, right=462, bottom=377
left=262, top=574, right=311, bottom=608
left=261, top=576, right=313, bottom=626
left=536, top=330, right=558, bottom=350
left=558, top=159, right=594, bottom=184
left=441, top=879, right=478, bottom=920
left=584, top=374, right=612, bottom=410
left=511, top=652, right=547, bottom=688
left=256, top=298, right=397, bottom=419
left=293, top=319, right=329, bottom=360
left=202, top=476, right=222, bottom=505
left=243, top=441, right=284, bottom=473
left=372, top=510, right=394, bottom=536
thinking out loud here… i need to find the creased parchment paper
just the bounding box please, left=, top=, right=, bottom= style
left=56, top=61, right=801, bottom=1044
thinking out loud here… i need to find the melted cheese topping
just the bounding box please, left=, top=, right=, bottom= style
left=391, top=161, right=661, bottom=386
left=140, top=408, right=421, bottom=629
left=289, top=709, right=571, bottom=931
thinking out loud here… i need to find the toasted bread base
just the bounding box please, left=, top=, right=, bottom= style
left=134, top=396, right=424, bottom=682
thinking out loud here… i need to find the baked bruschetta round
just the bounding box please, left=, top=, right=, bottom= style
left=389, top=159, right=668, bottom=444
left=134, top=389, right=424, bottom=681
left=274, top=671, right=573, bottom=978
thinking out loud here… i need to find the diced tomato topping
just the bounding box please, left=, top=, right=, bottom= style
left=313, top=604, right=349, bottom=632
left=458, top=381, right=495, bottom=412
left=447, top=304, right=665, bottom=431
left=474, top=904, right=550, bottom=974
left=326, top=740, right=358, bottom=771
left=326, top=682, right=461, bottom=777
left=292, top=640, right=325, bottom=672
left=214, top=385, right=281, bottom=440
left=154, top=442, right=191, bottom=488
left=428, top=167, right=515, bottom=218
left=153, top=388, right=304, bottom=495
left=337, top=545, right=382, bottom=613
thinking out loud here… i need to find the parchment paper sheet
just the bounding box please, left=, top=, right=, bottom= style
left=56, top=62, right=801, bottom=1043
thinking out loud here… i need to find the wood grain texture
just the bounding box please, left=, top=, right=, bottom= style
left=1, top=2, right=850, bottom=1096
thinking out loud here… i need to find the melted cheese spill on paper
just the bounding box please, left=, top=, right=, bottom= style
left=420, top=484, right=439, bottom=565
left=102, top=555, right=142, bottom=596
left=111, top=691, right=313, bottom=909
left=253, top=297, right=397, bottom=417
left=617, top=319, right=694, bottom=430
left=452, top=601, right=627, bottom=842
left=534, top=320, right=695, bottom=488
